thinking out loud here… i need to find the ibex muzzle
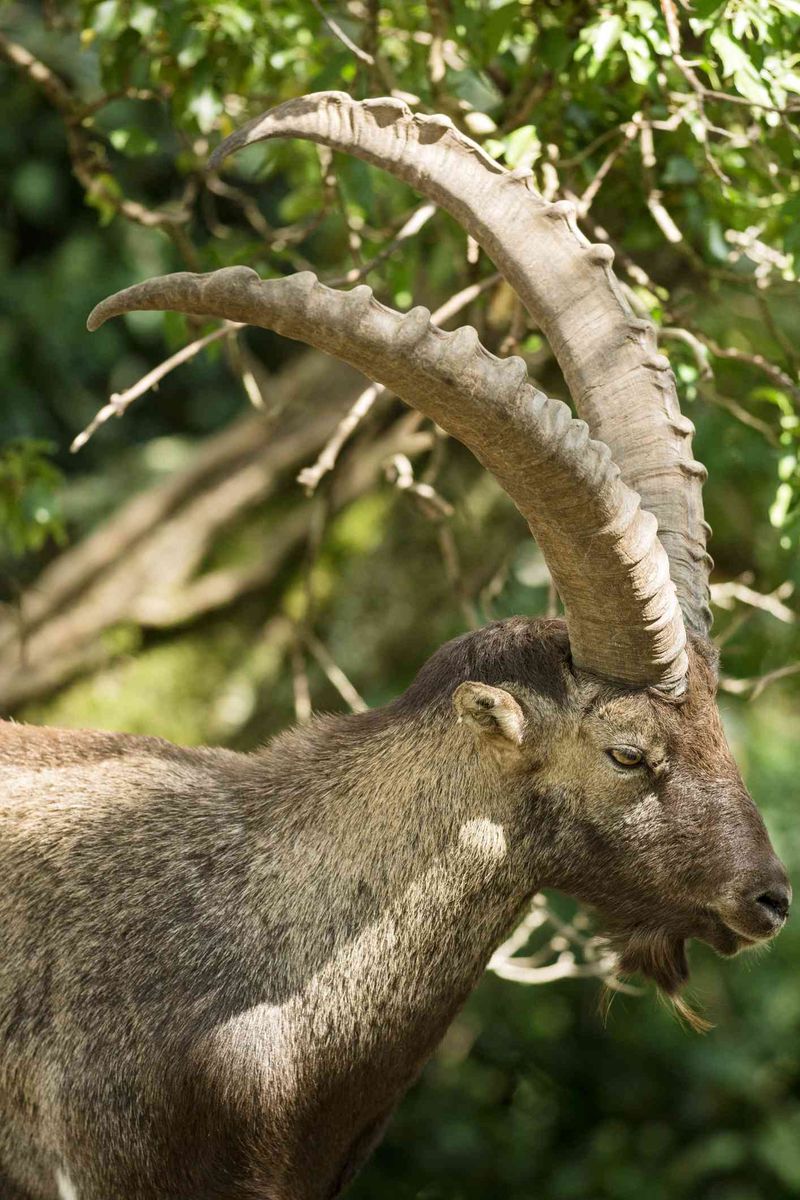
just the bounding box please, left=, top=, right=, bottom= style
left=0, top=93, right=790, bottom=1200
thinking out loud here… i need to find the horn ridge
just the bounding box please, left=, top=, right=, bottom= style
left=88, top=267, right=688, bottom=692
left=208, top=91, right=712, bottom=637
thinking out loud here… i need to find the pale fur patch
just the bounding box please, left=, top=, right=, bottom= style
left=458, top=817, right=508, bottom=860
left=56, top=1168, right=78, bottom=1200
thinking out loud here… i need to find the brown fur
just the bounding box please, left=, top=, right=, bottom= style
left=0, top=618, right=788, bottom=1200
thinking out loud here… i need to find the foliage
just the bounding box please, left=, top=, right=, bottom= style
left=1, top=0, right=799, bottom=1195
left=0, top=438, right=64, bottom=557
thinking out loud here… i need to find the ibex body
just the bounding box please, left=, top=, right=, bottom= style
left=0, top=93, right=791, bottom=1199
left=0, top=621, right=788, bottom=1200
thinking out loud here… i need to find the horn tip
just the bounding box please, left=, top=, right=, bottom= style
left=209, top=89, right=359, bottom=170
left=207, top=143, right=228, bottom=171
left=209, top=130, right=249, bottom=171
left=87, top=303, right=108, bottom=331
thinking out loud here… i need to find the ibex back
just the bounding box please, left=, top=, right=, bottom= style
left=0, top=93, right=790, bottom=1200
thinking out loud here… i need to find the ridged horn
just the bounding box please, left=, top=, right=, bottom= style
left=209, top=92, right=712, bottom=637
left=88, top=268, right=688, bottom=692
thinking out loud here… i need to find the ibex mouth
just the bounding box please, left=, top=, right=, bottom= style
left=700, top=912, right=757, bottom=957
left=613, top=911, right=758, bottom=997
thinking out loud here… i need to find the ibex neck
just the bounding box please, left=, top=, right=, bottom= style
left=247, top=705, right=535, bottom=976
left=229, top=706, right=540, bottom=1187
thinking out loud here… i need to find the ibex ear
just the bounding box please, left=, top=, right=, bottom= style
left=453, top=682, right=525, bottom=747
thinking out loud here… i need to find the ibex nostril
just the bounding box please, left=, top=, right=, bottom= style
left=755, top=888, right=790, bottom=925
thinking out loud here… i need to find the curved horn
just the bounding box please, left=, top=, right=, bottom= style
left=88, top=268, right=688, bottom=692
left=209, top=92, right=712, bottom=637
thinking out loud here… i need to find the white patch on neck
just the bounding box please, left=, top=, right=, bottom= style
left=458, top=817, right=507, bottom=861
left=56, top=1168, right=78, bottom=1200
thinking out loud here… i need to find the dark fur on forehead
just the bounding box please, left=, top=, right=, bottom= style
left=395, top=617, right=720, bottom=721
left=395, top=617, right=571, bottom=715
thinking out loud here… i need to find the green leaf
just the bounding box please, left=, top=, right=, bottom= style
left=88, top=0, right=123, bottom=36
left=733, top=67, right=775, bottom=106
left=0, top=439, right=65, bottom=558
left=710, top=27, right=775, bottom=106
left=621, top=32, right=654, bottom=85
left=479, top=2, right=518, bottom=62
left=691, top=0, right=727, bottom=16
left=499, top=124, right=541, bottom=169
left=109, top=128, right=159, bottom=158
left=770, top=480, right=794, bottom=528
left=177, top=30, right=207, bottom=70
left=187, top=87, right=223, bottom=134
left=575, top=14, right=624, bottom=76
left=85, top=171, right=123, bottom=226
left=129, top=3, right=159, bottom=37
left=710, top=28, right=753, bottom=78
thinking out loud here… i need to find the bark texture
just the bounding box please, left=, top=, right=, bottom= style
left=0, top=354, right=423, bottom=711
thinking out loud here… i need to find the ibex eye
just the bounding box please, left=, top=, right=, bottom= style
left=608, top=747, right=644, bottom=768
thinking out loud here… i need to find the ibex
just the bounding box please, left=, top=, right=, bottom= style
left=0, top=94, right=791, bottom=1200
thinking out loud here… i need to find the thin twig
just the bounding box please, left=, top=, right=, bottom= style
left=498, top=296, right=529, bottom=358
left=700, top=386, right=781, bottom=447
left=661, top=327, right=714, bottom=379
left=225, top=338, right=269, bottom=411
left=302, top=631, right=368, bottom=712
left=659, top=0, right=799, bottom=119
left=0, top=28, right=74, bottom=108
left=324, top=202, right=437, bottom=287
left=711, top=580, right=795, bottom=624
left=490, top=953, right=614, bottom=985
left=714, top=609, right=751, bottom=650
left=0, top=32, right=195, bottom=233
left=487, top=896, right=620, bottom=987
left=438, top=524, right=480, bottom=630
left=385, top=453, right=454, bottom=520
left=291, top=639, right=313, bottom=724
left=71, top=323, right=242, bottom=451
left=580, top=213, right=669, bottom=299
left=205, top=173, right=273, bottom=240
left=639, top=122, right=683, bottom=245
left=703, top=339, right=799, bottom=400
left=297, top=384, right=382, bottom=495
left=479, top=554, right=512, bottom=621
left=720, top=661, right=800, bottom=699
left=576, top=124, right=637, bottom=215
left=559, top=125, right=626, bottom=169
left=428, top=272, right=501, bottom=325
left=385, top=453, right=478, bottom=629
left=309, top=0, right=375, bottom=64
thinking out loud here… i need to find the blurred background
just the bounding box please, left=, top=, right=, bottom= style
left=1, top=1, right=799, bottom=1196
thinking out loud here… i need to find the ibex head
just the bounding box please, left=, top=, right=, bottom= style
left=404, top=615, right=788, bottom=1022
left=553, top=639, right=790, bottom=995
left=88, top=93, right=790, bottom=1014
